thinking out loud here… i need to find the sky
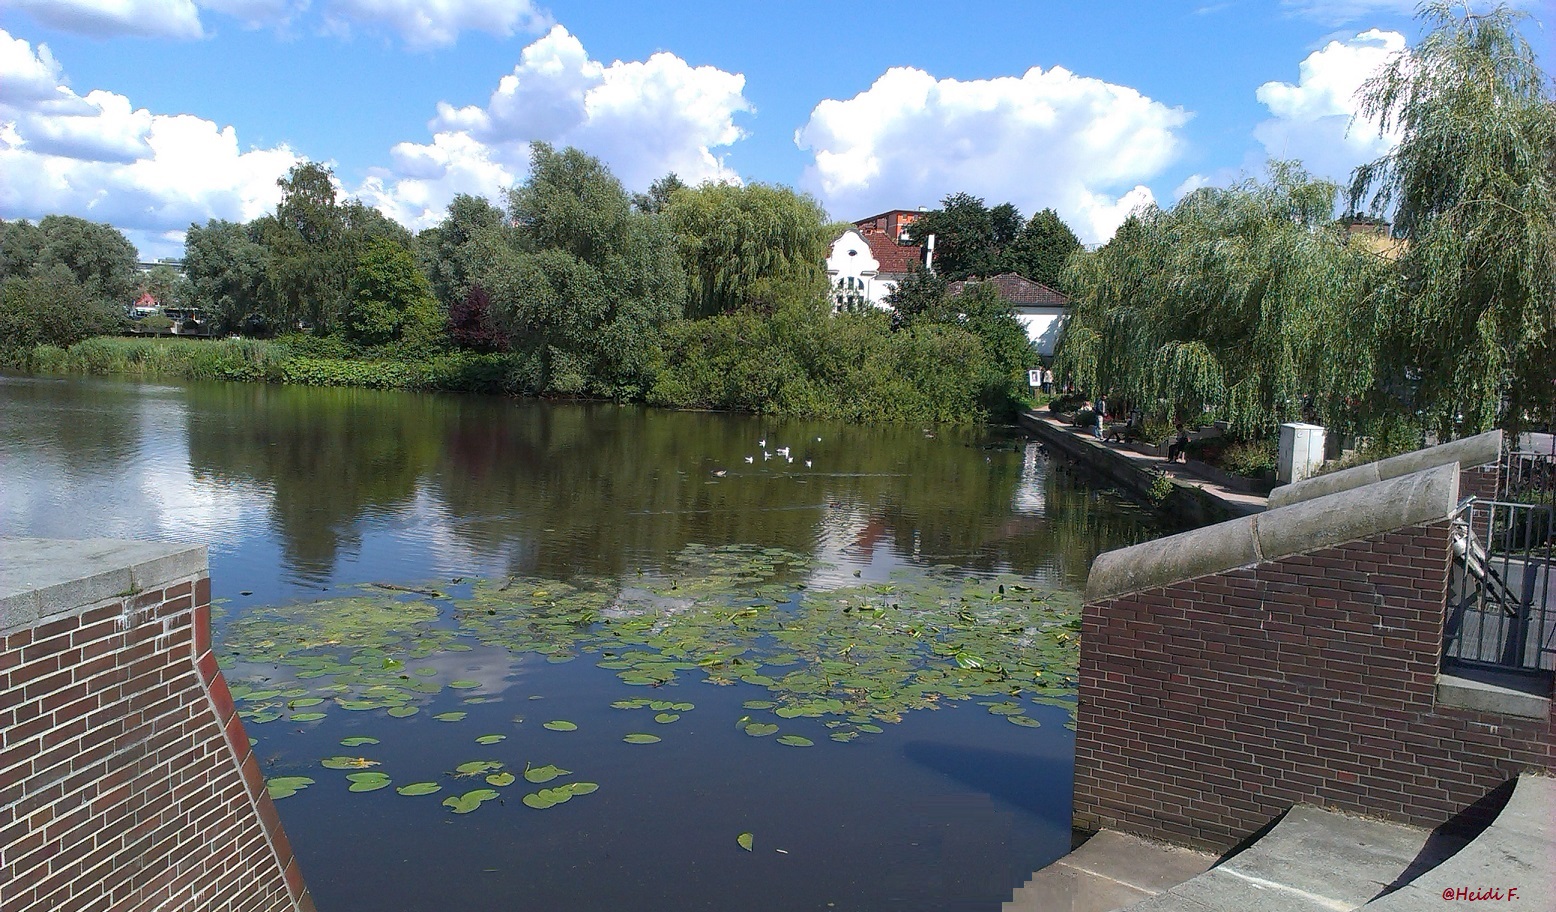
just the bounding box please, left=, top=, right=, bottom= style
left=0, top=1, right=1548, bottom=260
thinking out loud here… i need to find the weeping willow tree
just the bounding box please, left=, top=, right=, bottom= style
left=1055, top=162, right=1390, bottom=438
left=1349, top=1, right=1555, bottom=436
left=663, top=182, right=834, bottom=318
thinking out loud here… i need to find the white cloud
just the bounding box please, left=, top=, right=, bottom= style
left=6, top=0, right=205, bottom=40
left=360, top=25, right=750, bottom=230
left=0, top=29, right=296, bottom=258
left=794, top=65, right=1189, bottom=244
left=319, top=0, right=549, bottom=50
left=1253, top=29, right=1405, bottom=183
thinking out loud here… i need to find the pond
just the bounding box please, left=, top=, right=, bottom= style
left=0, top=374, right=1162, bottom=912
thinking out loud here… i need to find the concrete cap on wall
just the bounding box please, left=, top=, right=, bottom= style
left=1087, top=462, right=1460, bottom=602
left=1267, top=429, right=1500, bottom=510
left=0, top=538, right=208, bottom=634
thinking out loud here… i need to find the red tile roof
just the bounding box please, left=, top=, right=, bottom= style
left=863, top=232, right=925, bottom=276
left=946, top=273, right=1069, bottom=307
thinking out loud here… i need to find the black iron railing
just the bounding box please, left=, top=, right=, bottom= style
left=1442, top=497, right=1555, bottom=680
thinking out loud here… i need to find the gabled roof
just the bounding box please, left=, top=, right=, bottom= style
left=862, top=232, right=924, bottom=276
left=946, top=273, right=1068, bottom=307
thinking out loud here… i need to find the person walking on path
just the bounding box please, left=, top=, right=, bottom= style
left=1094, top=395, right=1108, bottom=440
left=1167, top=423, right=1189, bottom=462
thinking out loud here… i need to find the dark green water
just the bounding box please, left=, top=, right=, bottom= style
left=0, top=374, right=1161, bottom=912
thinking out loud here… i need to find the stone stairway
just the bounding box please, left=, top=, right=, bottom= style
left=1008, top=775, right=1553, bottom=912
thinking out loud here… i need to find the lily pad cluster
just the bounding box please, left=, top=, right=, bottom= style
left=223, top=544, right=1080, bottom=743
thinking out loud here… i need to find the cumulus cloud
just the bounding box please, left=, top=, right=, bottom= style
left=0, top=29, right=296, bottom=258
left=1254, top=29, right=1404, bottom=183
left=359, top=25, right=750, bottom=230
left=795, top=65, right=1189, bottom=244
left=6, top=0, right=545, bottom=46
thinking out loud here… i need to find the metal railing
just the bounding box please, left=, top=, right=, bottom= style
left=1499, top=431, right=1555, bottom=505
left=1442, top=498, right=1555, bottom=679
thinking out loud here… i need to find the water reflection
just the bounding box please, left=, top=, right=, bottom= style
left=1, top=374, right=1159, bottom=599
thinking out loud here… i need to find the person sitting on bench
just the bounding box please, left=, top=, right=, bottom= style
left=1166, top=423, right=1189, bottom=463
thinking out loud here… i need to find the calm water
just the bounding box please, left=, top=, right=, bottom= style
left=0, top=374, right=1161, bottom=912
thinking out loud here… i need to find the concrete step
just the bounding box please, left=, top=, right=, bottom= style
left=1125, top=806, right=1453, bottom=912
left=1356, top=774, right=1553, bottom=912
left=1004, top=831, right=1215, bottom=912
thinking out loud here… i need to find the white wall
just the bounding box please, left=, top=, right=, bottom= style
left=1015, top=309, right=1069, bottom=358
left=825, top=229, right=896, bottom=311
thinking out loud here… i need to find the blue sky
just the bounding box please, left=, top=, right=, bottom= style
left=0, top=1, right=1546, bottom=258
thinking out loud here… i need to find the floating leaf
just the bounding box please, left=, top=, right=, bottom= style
left=649, top=701, right=676, bottom=711
left=670, top=702, right=694, bottom=711
left=433, top=712, right=467, bottom=722
left=858, top=724, right=884, bottom=734
left=387, top=706, right=419, bottom=718
left=522, top=782, right=597, bottom=809
left=449, top=680, right=480, bottom=689
left=523, top=764, right=571, bottom=783
left=340, top=737, right=380, bottom=747
left=744, top=723, right=779, bottom=737
left=485, top=772, right=516, bottom=787
left=288, top=697, right=324, bottom=708
left=414, top=667, right=438, bottom=677
left=336, top=700, right=380, bottom=711
left=290, top=712, right=327, bottom=722
left=543, top=720, right=577, bottom=732
left=346, top=772, right=391, bottom=792
left=267, top=776, right=314, bottom=799
left=742, top=700, right=775, bottom=710
left=622, top=733, right=661, bottom=744
left=776, top=735, right=813, bottom=747
left=321, top=756, right=378, bottom=770
left=611, top=699, right=650, bottom=709
left=475, top=734, right=506, bottom=745
left=654, top=713, right=680, bottom=724
left=737, top=832, right=754, bottom=852
left=243, top=711, right=281, bottom=724
left=456, top=760, right=504, bottom=776
left=443, top=788, right=500, bottom=814
left=396, top=782, right=441, bottom=796
left=1006, top=714, right=1041, bottom=727
left=830, top=731, right=858, bottom=742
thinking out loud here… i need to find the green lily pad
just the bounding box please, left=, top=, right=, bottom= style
left=455, top=760, right=505, bottom=776
left=336, top=700, right=380, bottom=711
left=858, top=724, right=884, bottom=734
left=387, top=706, right=419, bottom=718
left=654, top=712, right=680, bottom=724
left=485, top=772, right=516, bottom=787
left=443, top=788, right=500, bottom=814
left=622, top=733, right=661, bottom=744
left=433, top=712, right=467, bottom=722
left=543, top=720, right=577, bottom=732
left=290, top=712, right=327, bottom=722
left=523, top=764, right=571, bottom=783
left=396, top=782, right=441, bottom=796
left=742, top=700, right=775, bottom=709
left=243, top=711, right=281, bottom=724
left=321, top=756, right=379, bottom=770
left=449, top=680, right=480, bottom=689
left=611, top=699, right=650, bottom=709
left=522, top=781, right=598, bottom=809
left=475, top=734, right=506, bottom=745
left=346, top=772, right=391, bottom=792
left=744, top=723, right=779, bottom=737
left=1006, top=714, right=1041, bottom=727
left=414, top=667, right=438, bottom=677
left=288, top=697, right=324, bottom=708
left=737, top=832, right=754, bottom=852
left=340, top=737, right=380, bottom=747
left=267, top=776, right=315, bottom=799
left=776, top=735, right=814, bottom=747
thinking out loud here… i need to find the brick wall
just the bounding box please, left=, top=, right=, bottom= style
left=1074, top=519, right=1555, bottom=852
left=1, top=563, right=312, bottom=912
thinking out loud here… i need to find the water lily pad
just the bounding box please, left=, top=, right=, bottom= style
left=455, top=760, right=504, bottom=776
left=858, top=724, right=884, bottom=734
left=267, top=776, right=314, bottom=799
left=290, top=712, right=327, bottom=722
left=336, top=700, right=380, bottom=711
left=542, top=720, right=577, bottom=732
left=288, top=697, right=324, bottom=708
left=243, top=711, right=281, bottom=724
left=449, top=680, right=480, bottom=689
left=737, top=832, right=754, bottom=852
left=523, top=764, right=571, bottom=783
left=340, top=737, right=380, bottom=747
left=1005, top=714, right=1041, bottom=727
left=776, top=735, right=814, bottom=747
left=742, top=700, right=775, bottom=710
left=321, top=756, right=379, bottom=770
left=443, top=788, right=500, bottom=814
left=654, top=712, right=680, bottom=724
left=414, top=667, right=438, bottom=677
left=475, top=734, right=506, bottom=745
left=485, top=772, right=516, bottom=787
left=396, top=782, right=441, bottom=796
left=611, top=699, right=650, bottom=709
left=522, top=781, right=597, bottom=809
left=387, top=706, right=419, bottom=718
left=744, top=723, right=779, bottom=737
left=433, top=712, right=467, bottom=722
left=622, top=733, right=661, bottom=744
left=346, top=772, right=391, bottom=792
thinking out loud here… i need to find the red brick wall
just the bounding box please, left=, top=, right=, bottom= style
left=1073, top=519, right=1555, bottom=851
left=1, top=575, right=313, bottom=912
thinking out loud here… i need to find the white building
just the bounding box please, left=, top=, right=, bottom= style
left=825, top=209, right=928, bottom=313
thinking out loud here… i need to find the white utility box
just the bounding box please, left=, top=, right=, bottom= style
left=1278, top=422, right=1326, bottom=484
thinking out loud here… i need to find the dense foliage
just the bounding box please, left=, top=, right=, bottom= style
left=910, top=195, right=1082, bottom=289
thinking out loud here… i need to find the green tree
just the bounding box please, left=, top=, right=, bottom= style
left=184, top=219, right=269, bottom=333
left=1349, top=1, right=1556, bottom=434
left=1006, top=208, right=1082, bottom=291
left=0, top=265, right=121, bottom=351
left=664, top=181, right=832, bottom=318
left=0, top=219, right=45, bottom=280
left=343, top=237, right=445, bottom=352
left=34, top=215, right=138, bottom=306
left=884, top=267, right=948, bottom=327
left=912, top=193, right=996, bottom=280
left=416, top=194, right=510, bottom=307
left=632, top=173, right=687, bottom=214
left=1056, top=162, right=1388, bottom=436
